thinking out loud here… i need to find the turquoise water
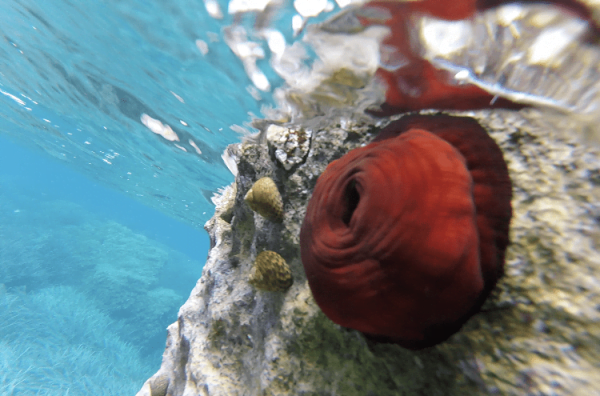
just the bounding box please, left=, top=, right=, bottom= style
left=0, top=0, right=275, bottom=228
left=0, top=0, right=284, bottom=394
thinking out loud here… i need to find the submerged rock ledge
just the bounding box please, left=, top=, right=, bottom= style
left=138, top=109, right=600, bottom=396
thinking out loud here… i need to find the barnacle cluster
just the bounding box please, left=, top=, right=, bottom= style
left=266, top=125, right=312, bottom=171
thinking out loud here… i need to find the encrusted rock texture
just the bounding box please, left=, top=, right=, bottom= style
left=137, top=109, right=600, bottom=396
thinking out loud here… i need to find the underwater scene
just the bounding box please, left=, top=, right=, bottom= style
left=1, top=0, right=600, bottom=395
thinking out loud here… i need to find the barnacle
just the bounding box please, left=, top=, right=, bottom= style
left=249, top=251, right=293, bottom=292
left=148, top=373, right=169, bottom=396
left=244, top=177, right=284, bottom=222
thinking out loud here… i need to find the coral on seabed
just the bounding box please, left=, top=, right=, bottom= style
left=81, top=221, right=184, bottom=349
left=0, top=286, right=153, bottom=394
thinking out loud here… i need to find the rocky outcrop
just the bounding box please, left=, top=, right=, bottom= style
left=137, top=109, right=600, bottom=396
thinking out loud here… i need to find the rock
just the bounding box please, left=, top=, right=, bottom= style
left=137, top=109, right=600, bottom=396
left=266, top=125, right=312, bottom=171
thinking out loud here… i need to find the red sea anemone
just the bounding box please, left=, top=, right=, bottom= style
left=300, top=114, right=512, bottom=349
left=358, top=0, right=596, bottom=116
left=357, top=0, right=523, bottom=115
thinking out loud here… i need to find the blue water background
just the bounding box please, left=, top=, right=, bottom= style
left=0, top=131, right=210, bottom=393
left=0, top=0, right=296, bottom=394
left=0, top=0, right=271, bottom=229
left=0, top=133, right=209, bottom=260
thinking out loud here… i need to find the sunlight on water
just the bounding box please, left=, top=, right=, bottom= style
left=0, top=0, right=268, bottom=228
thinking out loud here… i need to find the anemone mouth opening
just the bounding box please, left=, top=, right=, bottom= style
left=342, top=180, right=360, bottom=226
